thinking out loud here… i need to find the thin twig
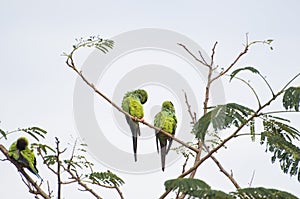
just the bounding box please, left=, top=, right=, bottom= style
left=210, top=34, right=249, bottom=83
left=258, top=73, right=275, bottom=97
left=183, top=90, right=197, bottom=124
left=204, top=145, right=240, bottom=189
left=67, top=139, right=78, bottom=171
left=230, top=75, right=261, bottom=108
left=182, top=155, right=189, bottom=174
left=282, top=72, right=300, bottom=91
left=177, top=43, right=209, bottom=67
left=47, top=181, right=53, bottom=198
left=198, top=50, right=209, bottom=65
left=248, top=170, right=255, bottom=187
left=63, top=165, right=103, bottom=199
left=55, top=137, right=62, bottom=199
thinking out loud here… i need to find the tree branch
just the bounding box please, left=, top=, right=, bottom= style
left=205, top=145, right=241, bottom=189
left=55, top=137, right=62, bottom=199
left=65, top=53, right=200, bottom=154
left=210, top=34, right=249, bottom=83
left=0, top=144, right=51, bottom=199
left=160, top=36, right=288, bottom=198
left=63, top=165, right=103, bottom=199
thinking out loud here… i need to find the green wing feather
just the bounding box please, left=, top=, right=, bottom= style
left=122, top=89, right=148, bottom=162
left=154, top=101, right=177, bottom=171
left=9, top=141, right=20, bottom=160
left=20, top=147, right=40, bottom=178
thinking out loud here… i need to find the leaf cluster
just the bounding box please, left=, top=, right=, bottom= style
left=165, top=178, right=298, bottom=199
left=0, top=126, right=47, bottom=141
left=283, top=87, right=300, bottom=111
left=72, top=35, right=114, bottom=54
left=261, top=116, right=300, bottom=181
left=192, top=103, right=254, bottom=141
left=89, top=171, right=124, bottom=187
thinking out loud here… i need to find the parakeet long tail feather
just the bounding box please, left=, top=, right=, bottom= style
left=166, top=139, right=173, bottom=154
left=28, top=167, right=42, bottom=179
left=160, top=145, right=167, bottom=172
left=126, top=116, right=140, bottom=162
left=156, top=137, right=159, bottom=154
left=155, top=130, right=160, bottom=153
left=159, top=139, right=167, bottom=171
left=132, top=135, right=138, bottom=162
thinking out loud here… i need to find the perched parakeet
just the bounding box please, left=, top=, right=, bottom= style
left=122, top=89, right=148, bottom=161
left=154, top=101, right=177, bottom=171
left=9, top=137, right=41, bottom=179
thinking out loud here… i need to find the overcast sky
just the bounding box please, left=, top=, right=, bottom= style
left=1, top=1, right=300, bottom=198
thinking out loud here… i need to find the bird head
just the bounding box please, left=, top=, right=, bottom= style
left=135, top=89, right=148, bottom=104
left=162, top=101, right=175, bottom=112
left=16, top=137, right=29, bottom=150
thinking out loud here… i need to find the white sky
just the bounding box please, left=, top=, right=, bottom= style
left=0, top=0, right=299, bottom=198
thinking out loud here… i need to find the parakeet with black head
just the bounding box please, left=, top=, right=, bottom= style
left=122, top=89, right=148, bottom=161
left=154, top=101, right=177, bottom=171
left=9, top=137, right=41, bottom=179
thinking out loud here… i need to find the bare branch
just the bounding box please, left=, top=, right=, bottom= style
left=177, top=43, right=210, bottom=67
left=210, top=35, right=249, bottom=83
left=55, top=137, right=62, bottom=199
left=206, top=147, right=241, bottom=189
left=209, top=42, right=218, bottom=67
left=183, top=90, right=197, bottom=124
left=63, top=165, right=103, bottom=199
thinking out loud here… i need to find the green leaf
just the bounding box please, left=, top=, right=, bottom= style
left=192, top=103, right=254, bottom=141
left=44, top=155, right=57, bottom=165
left=233, top=187, right=298, bottom=199
left=0, top=128, right=7, bottom=139
left=72, top=35, right=114, bottom=54
left=283, top=86, right=300, bottom=111
left=31, top=143, right=55, bottom=155
left=165, top=178, right=210, bottom=192
left=89, top=171, right=124, bottom=187
left=229, top=66, right=260, bottom=82
left=165, top=178, right=233, bottom=199
left=21, top=127, right=47, bottom=141
left=261, top=116, right=300, bottom=181
left=250, top=119, right=255, bottom=141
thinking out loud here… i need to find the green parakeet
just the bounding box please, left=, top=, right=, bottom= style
left=9, top=137, right=41, bottom=179
left=154, top=101, right=177, bottom=171
left=122, top=89, right=148, bottom=162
